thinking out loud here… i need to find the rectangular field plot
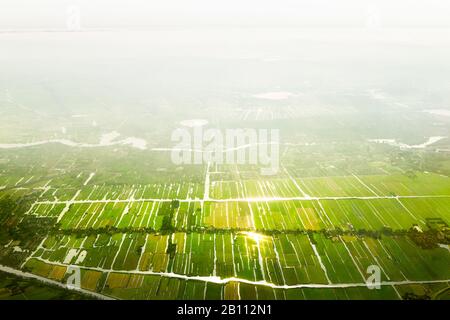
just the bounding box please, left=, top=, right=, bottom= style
left=296, top=176, right=377, bottom=197
left=28, top=233, right=170, bottom=272
left=359, top=173, right=450, bottom=196
left=210, top=174, right=449, bottom=200
left=37, top=187, right=80, bottom=202
left=399, top=197, right=450, bottom=225
left=318, top=199, right=413, bottom=230
left=271, top=234, right=329, bottom=285
left=25, top=232, right=333, bottom=286
left=251, top=201, right=319, bottom=231
left=312, top=234, right=450, bottom=284
left=74, top=183, right=204, bottom=201
left=29, top=203, right=67, bottom=218
left=171, top=201, right=202, bottom=230
left=203, top=200, right=328, bottom=231
left=268, top=173, right=450, bottom=198
left=11, top=169, right=450, bottom=300
left=209, top=181, right=242, bottom=199
left=206, top=199, right=448, bottom=232
left=53, top=201, right=180, bottom=231
left=19, top=257, right=419, bottom=300
left=241, top=180, right=303, bottom=198
left=28, top=197, right=448, bottom=233
left=209, top=179, right=304, bottom=199
left=203, top=198, right=447, bottom=232
left=22, top=232, right=450, bottom=300
left=202, top=202, right=254, bottom=229
left=361, top=237, right=450, bottom=281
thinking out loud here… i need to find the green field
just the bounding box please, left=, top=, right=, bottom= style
left=1, top=24, right=450, bottom=300
left=1, top=151, right=449, bottom=300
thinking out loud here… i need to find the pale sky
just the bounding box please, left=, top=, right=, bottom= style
left=1, top=0, right=450, bottom=29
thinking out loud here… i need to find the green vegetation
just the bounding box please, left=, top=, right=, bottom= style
left=0, top=271, right=93, bottom=300
left=0, top=145, right=448, bottom=300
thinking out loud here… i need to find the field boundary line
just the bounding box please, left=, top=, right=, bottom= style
left=34, top=194, right=450, bottom=205
left=27, top=257, right=450, bottom=291
left=0, top=264, right=115, bottom=300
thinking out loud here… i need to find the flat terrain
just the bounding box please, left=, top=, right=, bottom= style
left=0, top=141, right=449, bottom=300
left=0, top=27, right=449, bottom=300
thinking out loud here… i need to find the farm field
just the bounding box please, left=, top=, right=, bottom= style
left=1, top=153, right=449, bottom=300
left=19, top=231, right=449, bottom=300
left=0, top=271, right=94, bottom=300
left=1, top=19, right=450, bottom=301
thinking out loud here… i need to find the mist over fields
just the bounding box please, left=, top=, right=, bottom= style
left=0, top=0, right=449, bottom=301
left=1, top=0, right=449, bottom=146
left=1, top=26, right=450, bottom=145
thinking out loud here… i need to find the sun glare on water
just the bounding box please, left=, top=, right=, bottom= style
left=240, top=231, right=269, bottom=243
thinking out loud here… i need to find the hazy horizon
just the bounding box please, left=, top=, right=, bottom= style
left=1, top=0, right=450, bottom=29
